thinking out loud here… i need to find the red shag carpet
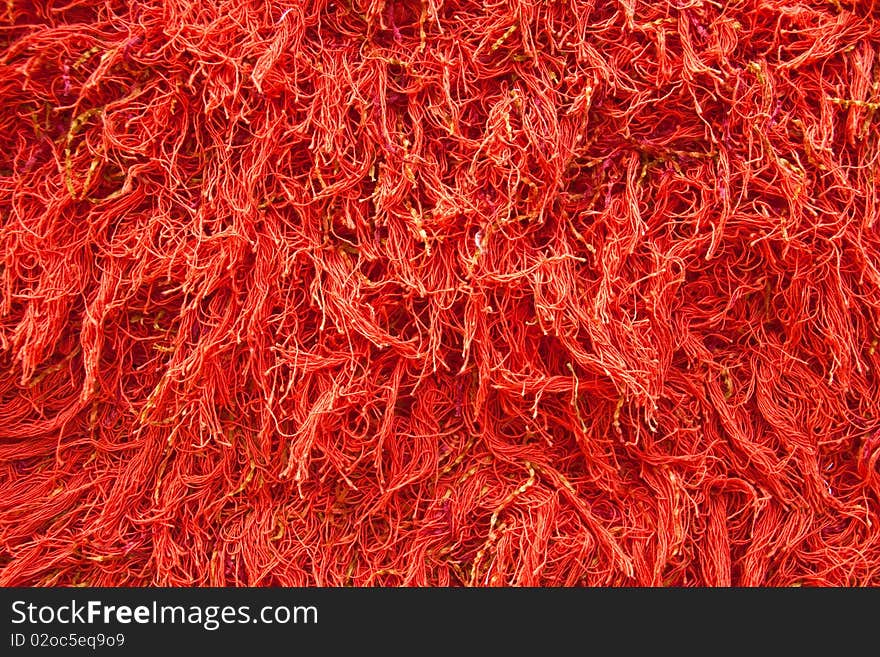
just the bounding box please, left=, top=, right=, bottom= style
left=1, top=0, right=879, bottom=586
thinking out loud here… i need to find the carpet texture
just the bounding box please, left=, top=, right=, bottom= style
left=1, top=0, right=879, bottom=585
